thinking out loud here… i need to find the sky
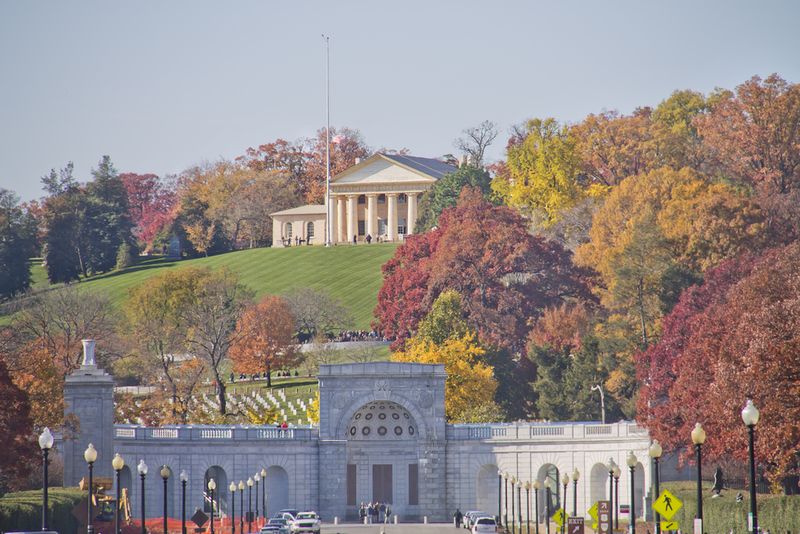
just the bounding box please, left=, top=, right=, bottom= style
left=1, top=0, right=799, bottom=201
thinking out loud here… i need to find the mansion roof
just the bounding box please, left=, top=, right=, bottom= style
left=270, top=204, right=326, bottom=217
left=380, top=153, right=458, bottom=180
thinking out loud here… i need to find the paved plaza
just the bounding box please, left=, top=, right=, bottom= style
left=321, top=524, right=467, bottom=534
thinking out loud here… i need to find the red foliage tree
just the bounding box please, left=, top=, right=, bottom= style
left=375, top=188, right=594, bottom=353
left=0, top=356, right=35, bottom=490
left=120, top=172, right=177, bottom=249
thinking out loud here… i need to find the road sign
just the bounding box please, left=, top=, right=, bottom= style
left=587, top=502, right=598, bottom=521
left=567, top=516, right=585, bottom=534
left=661, top=520, right=679, bottom=530
left=553, top=507, right=568, bottom=527
left=597, top=500, right=611, bottom=534
left=653, top=489, right=682, bottom=520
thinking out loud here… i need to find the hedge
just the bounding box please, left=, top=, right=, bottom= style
left=0, top=487, right=84, bottom=534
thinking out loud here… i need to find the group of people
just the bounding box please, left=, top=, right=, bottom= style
left=331, top=329, right=385, bottom=342
left=359, top=501, right=392, bottom=524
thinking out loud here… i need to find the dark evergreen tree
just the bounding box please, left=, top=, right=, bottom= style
left=0, top=190, right=37, bottom=299
left=416, top=166, right=493, bottom=232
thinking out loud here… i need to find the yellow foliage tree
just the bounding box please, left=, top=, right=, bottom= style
left=306, top=391, right=320, bottom=424
left=392, top=332, right=498, bottom=423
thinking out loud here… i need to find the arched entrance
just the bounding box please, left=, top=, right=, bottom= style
left=345, top=400, right=421, bottom=519
left=536, top=464, right=561, bottom=520
left=204, top=466, right=228, bottom=515
left=266, top=466, right=289, bottom=515
left=119, top=465, right=132, bottom=514
left=476, top=464, right=499, bottom=514
left=590, top=463, right=609, bottom=507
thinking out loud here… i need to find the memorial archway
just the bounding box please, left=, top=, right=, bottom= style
left=266, top=466, right=289, bottom=515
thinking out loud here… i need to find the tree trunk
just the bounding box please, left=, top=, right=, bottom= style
left=215, top=372, right=227, bottom=415
left=638, top=277, right=648, bottom=348
left=267, top=363, right=272, bottom=388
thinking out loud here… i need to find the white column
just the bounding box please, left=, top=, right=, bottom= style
left=336, top=196, right=346, bottom=243
left=387, top=193, right=398, bottom=242
left=407, top=193, right=418, bottom=235
left=347, top=195, right=357, bottom=243
left=366, top=194, right=377, bottom=238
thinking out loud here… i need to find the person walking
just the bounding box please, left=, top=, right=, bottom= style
left=385, top=503, right=392, bottom=524
left=454, top=508, right=463, bottom=528
left=367, top=502, right=374, bottom=524
left=359, top=502, right=366, bottom=524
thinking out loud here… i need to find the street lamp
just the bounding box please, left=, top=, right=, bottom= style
left=207, top=478, right=216, bottom=534
left=180, top=471, right=188, bottom=534
left=591, top=384, right=606, bottom=424
left=254, top=473, right=260, bottom=526
left=138, top=460, right=148, bottom=534
left=518, top=479, right=523, bottom=534
left=228, top=482, right=236, bottom=534
left=84, top=444, right=98, bottom=534
left=543, top=478, right=552, bottom=534
left=260, top=467, right=267, bottom=520
left=247, top=477, right=254, bottom=532
left=39, top=427, right=54, bottom=531
left=112, top=454, right=125, bottom=534
left=238, top=480, right=245, bottom=534
left=571, top=469, right=580, bottom=517
left=503, top=471, right=509, bottom=529
left=626, top=452, right=638, bottom=534
left=524, top=482, right=531, bottom=534
left=691, top=422, right=706, bottom=531
left=742, top=399, right=760, bottom=533
left=561, top=473, right=569, bottom=534
left=533, top=480, right=541, bottom=534
left=607, top=458, right=616, bottom=532
left=511, top=476, right=517, bottom=534
left=497, top=470, right=503, bottom=528
left=160, top=465, right=170, bottom=534
left=648, top=440, right=663, bottom=534
left=612, top=464, right=621, bottom=530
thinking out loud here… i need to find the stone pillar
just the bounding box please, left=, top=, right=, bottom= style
left=407, top=193, right=418, bottom=235
left=366, top=194, right=377, bottom=238
left=346, top=195, right=357, bottom=243
left=63, top=340, right=115, bottom=486
left=336, top=196, right=346, bottom=243
left=318, top=440, right=348, bottom=520
left=387, top=193, right=398, bottom=241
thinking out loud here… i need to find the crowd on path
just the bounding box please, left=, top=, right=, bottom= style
left=359, top=501, right=393, bottom=524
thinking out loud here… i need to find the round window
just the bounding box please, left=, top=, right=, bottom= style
left=355, top=413, right=361, bottom=420
left=378, top=426, right=388, bottom=436
left=408, top=426, right=415, bottom=436
left=378, top=413, right=387, bottom=420
left=365, top=413, right=373, bottom=420
left=403, top=412, right=410, bottom=419
left=362, top=426, right=371, bottom=436
left=392, top=413, right=400, bottom=420
left=349, top=426, right=356, bottom=436
left=394, top=426, right=403, bottom=436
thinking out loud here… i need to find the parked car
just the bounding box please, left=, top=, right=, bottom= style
left=290, top=511, right=321, bottom=534
left=278, top=508, right=299, bottom=520
left=260, top=517, right=290, bottom=534
left=472, top=516, right=498, bottom=533
left=463, top=511, right=488, bottom=529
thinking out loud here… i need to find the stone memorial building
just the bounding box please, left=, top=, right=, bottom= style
left=63, top=341, right=652, bottom=523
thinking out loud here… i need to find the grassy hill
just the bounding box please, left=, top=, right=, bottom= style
left=23, top=244, right=399, bottom=329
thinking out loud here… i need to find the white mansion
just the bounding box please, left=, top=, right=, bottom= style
left=270, top=153, right=458, bottom=246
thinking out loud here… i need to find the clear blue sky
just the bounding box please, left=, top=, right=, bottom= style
left=1, top=0, right=798, bottom=201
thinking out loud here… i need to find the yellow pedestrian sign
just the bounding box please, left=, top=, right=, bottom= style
left=661, top=520, right=679, bottom=530
left=553, top=507, right=568, bottom=527
left=587, top=502, right=598, bottom=521
left=653, top=489, right=682, bottom=520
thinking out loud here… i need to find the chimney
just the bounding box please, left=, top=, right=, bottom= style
left=460, top=155, right=469, bottom=168
left=81, top=339, right=96, bottom=368
left=355, top=157, right=362, bottom=165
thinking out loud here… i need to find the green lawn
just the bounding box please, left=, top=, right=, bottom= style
left=20, top=244, right=399, bottom=329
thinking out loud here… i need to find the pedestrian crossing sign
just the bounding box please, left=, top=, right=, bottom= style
left=587, top=502, right=598, bottom=521
left=653, top=489, right=682, bottom=520
left=553, top=507, right=568, bottom=527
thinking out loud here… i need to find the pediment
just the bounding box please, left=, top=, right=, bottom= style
left=332, top=156, right=437, bottom=185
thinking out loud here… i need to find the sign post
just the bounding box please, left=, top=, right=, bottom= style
left=597, top=500, right=611, bottom=534
left=567, top=517, right=585, bottom=534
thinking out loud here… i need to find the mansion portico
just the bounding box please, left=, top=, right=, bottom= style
left=270, top=153, right=457, bottom=246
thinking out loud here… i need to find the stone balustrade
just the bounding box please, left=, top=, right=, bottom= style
left=113, top=424, right=316, bottom=441
left=445, top=421, right=647, bottom=441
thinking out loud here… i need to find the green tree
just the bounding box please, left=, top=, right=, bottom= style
left=417, top=166, right=493, bottom=232
left=415, top=290, right=469, bottom=344
left=0, top=190, right=36, bottom=299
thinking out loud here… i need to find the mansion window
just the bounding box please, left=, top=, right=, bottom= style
left=306, top=222, right=315, bottom=239
left=285, top=222, right=293, bottom=238
left=398, top=193, right=407, bottom=204
left=378, top=194, right=386, bottom=204
left=378, top=219, right=387, bottom=235
left=358, top=221, right=366, bottom=236
left=358, top=195, right=366, bottom=204
left=398, top=218, right=407, bottom=235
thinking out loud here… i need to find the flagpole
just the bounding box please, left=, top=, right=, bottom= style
left=323, top=34, right=332, bottom=246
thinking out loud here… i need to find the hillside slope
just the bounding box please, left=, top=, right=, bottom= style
left=34, top=244, right=399, bottom=329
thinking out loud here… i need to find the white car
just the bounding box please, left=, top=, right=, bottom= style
left=471, top=516, right=497, bottom=533
left=463, top=511, right=488, bottom=529
left=290, top=511, right=321, bottom=534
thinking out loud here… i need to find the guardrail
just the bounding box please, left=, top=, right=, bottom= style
left=114, top=425, right=316, bottom=441
left=445, top=422, right=649, bottom=441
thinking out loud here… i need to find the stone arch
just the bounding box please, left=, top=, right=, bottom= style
left=590, top=463, right=609, bottom=509
left=265, top=465, right=289, bottom=514
left=632, top=462, right=645, bottom=519
left=204, top=466, right=228, bottom=515
left=476, top=464, right=499, bottom=516
left=334, top=391, right=430, bottom=441
left=119, top=465, right=133, bottom=504
left=536, top=464, right=561, bottom=519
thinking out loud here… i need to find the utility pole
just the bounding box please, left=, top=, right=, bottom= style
left=322, top=34, right=332, bottom=247
left=592, top=384, right=606, bottom=424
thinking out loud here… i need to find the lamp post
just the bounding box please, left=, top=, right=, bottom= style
left=533, top=480, right=541, bottom=534
left=648, top=440, right=662, bottom=534
left=84, top=444, right=98, bottom=534
left=691, top=422, right=706, bottom=531
left=613, top=464, right=621, bottom=530
left=742, top=399, right=760, bottom=533
left=138, top=460, right=148, bottom=534
left=180, top=470, right=188, bottom=534
left=112, top=454, right=125, bottom=534
left=518, top=481, right=523, bottom=534
left=571, top=469, right=580, bottom=517
left=238, top=480, right=245, bottom=534
left=607, top=458, right=616, bottom=533
left=543, top=479, right=552, bottom=534
left=247, top=477, right=254, bottom=532
left=208, top=478, right=216, bottom=534
left=591, top=384, right=606, bottom=424
left=260, top=467, right=267, bottom=520
left=39, top=427, right=54, bottom=531
left=497, top=470, right=503, bottom=528
left=254, top=473, right=260, bottom=526
left=229, top=482, right=236, bottom=534
left=511, top=476, right=517, bottom=534
left=626, top=452, right=637, bottom=534
left=160, top=466, right=170, bottom=534
left=561, top=474, right=569, bottom=534
left=503, top=472, right=509, bottom=530
left=524, top=482, right=531, bottom=534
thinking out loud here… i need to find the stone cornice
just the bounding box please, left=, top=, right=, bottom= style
left=332, top=183, right=430, bottom=195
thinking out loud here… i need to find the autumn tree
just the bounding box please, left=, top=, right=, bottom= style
left=416, top=165, right=493, bottom=232
left=0, top=357, right=35, bottom=493
left=230, top=295, right=298, bottom=387
left=284, top=287, right=353, bottom=341
left=120, top=172, right=177, bottom=251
